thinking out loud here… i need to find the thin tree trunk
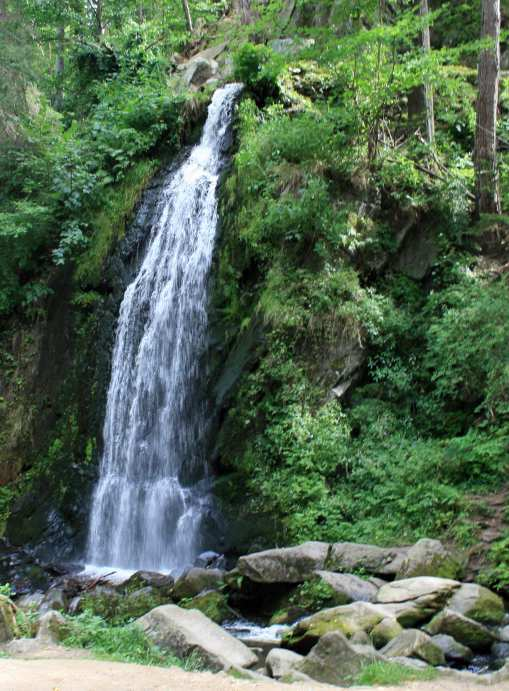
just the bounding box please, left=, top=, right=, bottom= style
left=475, top=0, right=501, bottom=215
left=53, top=24, right=65, bottom=111
left=182, top=0, right=193, bottom=32
left=420, top=0, right=434, bottom=144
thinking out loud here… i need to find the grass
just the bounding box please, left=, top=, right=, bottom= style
left=62, top=611, right=205, bottom=670
left=354, top=661, right=439, bottom=686
left=75, top=159, right=158, bottom=287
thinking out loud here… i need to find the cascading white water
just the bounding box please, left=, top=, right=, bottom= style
left=86, top=84, right=243, bottom=573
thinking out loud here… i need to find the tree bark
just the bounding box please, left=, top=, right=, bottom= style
left=474, top=0, right=501, bottom=215
left=181, top=0, right=193, bottom=32
left=420, top=0, right=434, bottom=144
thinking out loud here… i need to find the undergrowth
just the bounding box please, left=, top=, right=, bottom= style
left=62, top=611, right=205, bottom=669
left=354, top=661, right=438, bottom=686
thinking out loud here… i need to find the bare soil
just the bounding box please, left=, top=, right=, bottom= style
left=0, top=656, right=507, bottom=691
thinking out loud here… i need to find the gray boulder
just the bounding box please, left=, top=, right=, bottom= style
left=376, top=577, right=460, bottom=626
left=327, top=542, right=408, bottom=577
left=492, top=642, right=509, bottom=662
left=295, top=631, right=378, bottom=685
left=268, top=38, right=315, bottom=55
left=265, top=648, right=303, bottom=678
left=137, top=604, right=257, bottom=671
left=396, top=539, right=462, bottom=580
left=448, top=583, right=505, bottom=626
left=313, top=571, right=379, bottom=604
left=36, top=610, right=69, bottom=644
left=498, top=625, right=509, bottom=642
left=172, top=567, right=224, bottom=600
left=370, top=617, right=403, bottom=649
left=237, top=542, right=329, bottom=583
left=431, top=634, right=473, bottom=663
left=183, top=57, right=218, bottom=87
left=16, top=592, right=44, bottom=611
left=39, top=587, right=67, bottom=614
left=0, top=594, right=18, bottom=642
left=283, top=601, right=387, bottom=652
left=424, top=608, right=495, bottom=651
left=381, top=629, right=445, bottom=666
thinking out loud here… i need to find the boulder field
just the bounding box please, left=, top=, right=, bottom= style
left=3, top=537, right=509, bottom=686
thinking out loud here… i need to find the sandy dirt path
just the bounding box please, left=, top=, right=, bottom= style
left=0, top=657, right=507, bottom=691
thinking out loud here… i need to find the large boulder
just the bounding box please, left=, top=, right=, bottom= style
left=431, top=634, right=473, bottom=664
left=16, top=592, right=44, bottom=612
left=370, top=617, right=403, bottom=649
left=313, top=571, right=379, bottom=604
left=237, top=542, right=329, bottom=584
left=381, top=629, right=445, bottom=666
left=396, top=539, right=463, bottom=580
left=182, top=57, right=218, bottom=87
left=172, top=568, right=224, bottom=600
left=296, top=631, right=379, bottom=685
left=119, top=571, right=174, bottom=598
left=424, top=608, right=496, bottom=651
left=136, top=604, right=257, bottom=671
left=376, top=577, right=460, bottom=626
left=36, top=610, right=69, bottom=644
left=39, top=587, right=67, bottom=614
left=283, top=601, right=387, bottom=652
left=448, top=583, right=505, bottom=626
left=180, top=590, right=234, bottom=624
left=0, top=594, right=18, bottom=642
left=326, top=542, right=408, bottom=577
left=265, top=648, right=304, bottom=679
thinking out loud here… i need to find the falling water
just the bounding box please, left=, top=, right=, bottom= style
left=86, top=84, right=243, bottom=573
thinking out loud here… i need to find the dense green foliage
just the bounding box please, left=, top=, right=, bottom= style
left=1, top=0, right=508, bottom=593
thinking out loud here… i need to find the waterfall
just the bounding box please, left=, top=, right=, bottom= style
left=86, top=84, right=242, bottom=573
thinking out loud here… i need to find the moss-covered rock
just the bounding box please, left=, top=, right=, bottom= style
left=370, top=617, right=403, bottom=649
left=381, top=629, right=445, bottom=666
left=181, top=590, right=234, bottom=624
left=0, top=594, right=19, bottom=642
left=396, top=540, right=463, bottom=580
left=283, top=602, right=387, bottom=653
left=423, top=608, right=495, bottom=651
left=172, top=568, right=225, bottom=600
left=447, top=583, right=505, bottom=626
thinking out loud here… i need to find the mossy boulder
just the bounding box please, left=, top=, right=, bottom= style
left=237, top=542, right=329, bottom=584
left=0, top=594, right=18, bottom=642
left=79, top=585, right=166, bottom=624
left=381, top=629, right=445, bottom=666
left=396, top=539, right=463, bottom=580
left=370, top=617, right=403, bottom=649
left=376, top=577, right=461, bottom=626
left=326, top=542, right=408, bottom=577
left=172, top=568, right=225, bottom=600
left=181, top=590, right=233, bottom=624
left=431, top=634, right=473, bottom=663
left=423, top=608, right=495, bottom=651
left=119, top=571, right=174, bottom=598
left=283, top=602, right=387, bottom=653
left=312, top=571, right=379, bottom=605
left=447, top=583, right=505, bottom=626
left=295, top=631, right=379, bottom=685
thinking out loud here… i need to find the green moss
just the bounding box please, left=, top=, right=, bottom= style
left=75, top=159, right=158, bottom=287
left=180, top=591, right=232, bottom=624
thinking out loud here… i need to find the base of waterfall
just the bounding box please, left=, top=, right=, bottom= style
left=4, top=537, right=509, bottom=685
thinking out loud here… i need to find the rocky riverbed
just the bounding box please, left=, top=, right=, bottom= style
left=1, top=537, right=509, bottom=686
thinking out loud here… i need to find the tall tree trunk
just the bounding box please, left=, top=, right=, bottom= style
left=475, top=0, right=501, bottom=215
left=181, top=0, right=193, bottom=32
left=420, top=0, right=434, bottom=144
left=53, top=24, right=65, bottom=111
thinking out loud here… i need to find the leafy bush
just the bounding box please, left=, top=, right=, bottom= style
left=233, top=43, right=283, bottom=103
